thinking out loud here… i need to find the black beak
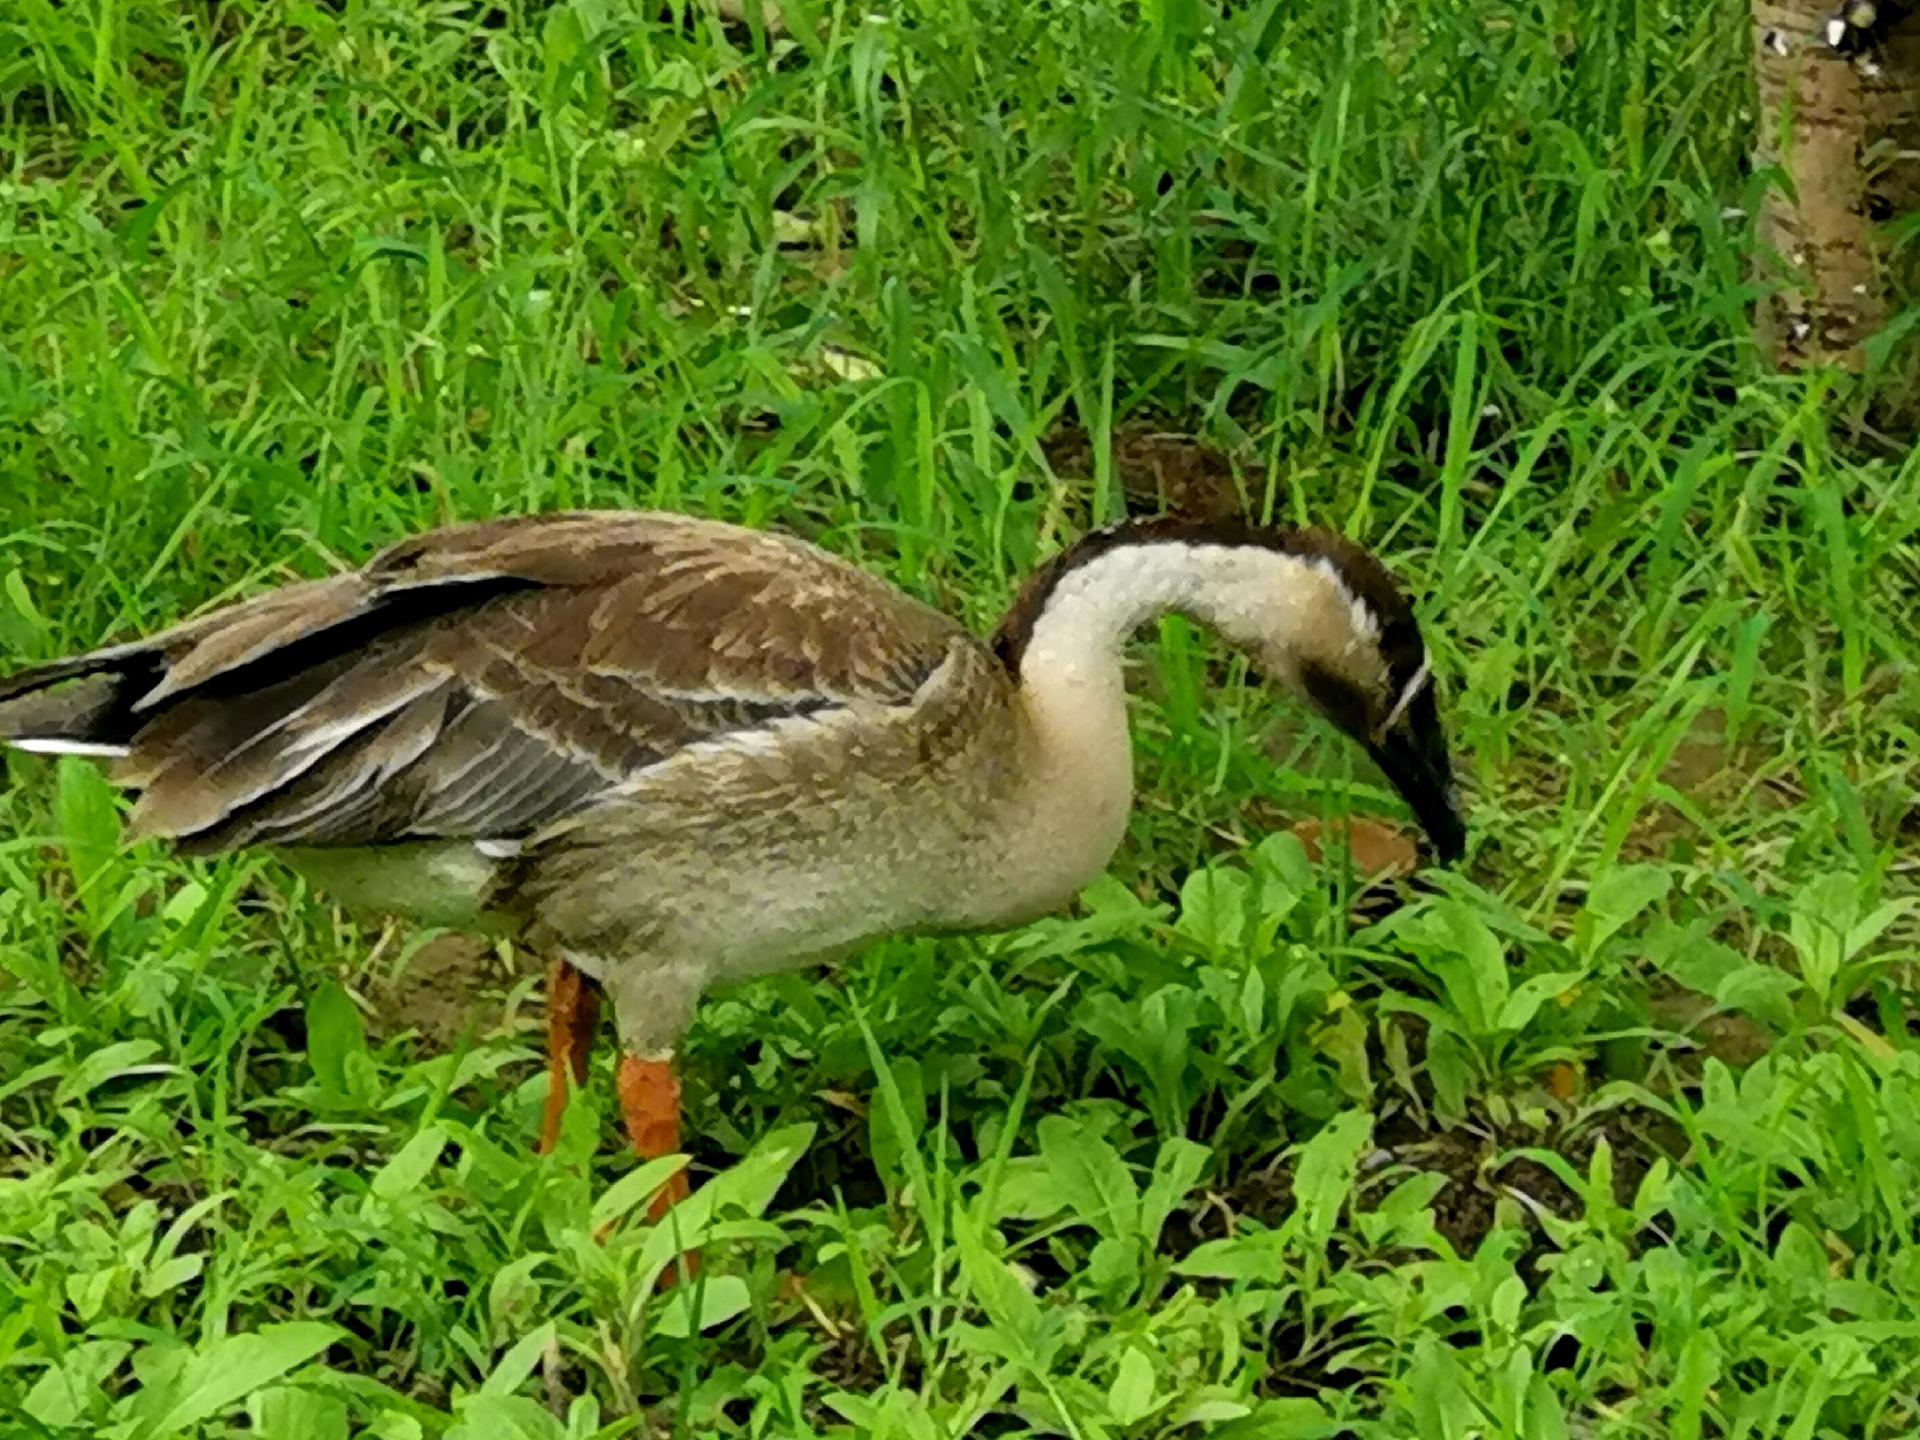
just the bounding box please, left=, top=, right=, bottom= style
left=1367, top=703, right=1466, bottom=864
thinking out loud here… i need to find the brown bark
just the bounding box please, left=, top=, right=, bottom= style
left=1750, top=1, right=1920, bottom=374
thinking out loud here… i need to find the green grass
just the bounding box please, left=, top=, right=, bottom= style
left=4, top=0, right=1920, bottom=1434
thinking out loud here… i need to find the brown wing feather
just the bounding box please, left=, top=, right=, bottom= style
left=23, top=510, right=973, bottom=852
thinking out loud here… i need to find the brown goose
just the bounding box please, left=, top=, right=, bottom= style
left=0, top=511, right=1464, bottom=1218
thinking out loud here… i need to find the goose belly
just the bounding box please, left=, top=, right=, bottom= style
left=526, top=797, right=985, bottom=988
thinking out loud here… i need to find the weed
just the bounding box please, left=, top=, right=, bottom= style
left=2, top=0, right=1918, bottom=1435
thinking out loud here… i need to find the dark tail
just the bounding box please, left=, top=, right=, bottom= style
left=0, top=645, right=165, bottom=757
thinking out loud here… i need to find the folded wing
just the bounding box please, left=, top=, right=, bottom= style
left=0, top=512, right=967, bottom=854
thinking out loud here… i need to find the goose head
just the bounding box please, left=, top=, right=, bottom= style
left=1201, top=526, right=1466, bottom=863
left=996, top=517, right=1467, bottom=863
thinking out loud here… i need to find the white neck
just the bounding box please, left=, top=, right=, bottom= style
left=1017, top=540, right=1369, bottom=700
left=984, top=541, right=1369, bottom=923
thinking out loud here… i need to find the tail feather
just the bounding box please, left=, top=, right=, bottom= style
left=0, top=574, right=517, bottom=762
left=0, top=648, right=165, bottom=756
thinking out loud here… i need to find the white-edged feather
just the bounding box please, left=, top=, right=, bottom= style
left=1379, top=655, right=1431, bottom=737
left=10, top=738, right=131, bottom=758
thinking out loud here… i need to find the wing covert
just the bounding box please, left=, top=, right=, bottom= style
left=91, top=511, right=969, bottom=851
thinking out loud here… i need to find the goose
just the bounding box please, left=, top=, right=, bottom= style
left=0, top=510, right=1465, bottom=1222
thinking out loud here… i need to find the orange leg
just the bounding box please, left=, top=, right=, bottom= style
left=616, top=1052, right=692, bottom=1222
left=537, top=958, right=601, bottom=1155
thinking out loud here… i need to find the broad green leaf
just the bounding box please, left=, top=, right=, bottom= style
left=1773, top=1222, right=1827, bottom=1290
left=1497, top=971, right=1581, bottom=1033
left=953, top=1205, right=1051, bottom=1364
left=1140, top=1137, right=1210, bottom=1247
left=1526, top=1372, right=1572, bottom=1440
left=55, top=754, right=124, bottom=924
left=820, top=1394, right=881, bottom=1428
left=1174, top=1227, right=1288, bottom=1282
left=1107, top=1347, right=1160, bottom=1426
left=990, top=1157, right=1070, bottom=1222
left=1171, top=1396, right=1254, bottom=1425
left=1669, top=1330, right=1722, bottom=1440
left=1404, top=1337, right=1478, bottom=1437
left=867, top=1051, right=926, bottom=1191
left=1037, top=1114, right=1138, bottom=1242
left=1234, top=963, right=1268, bottom=1040
left=448, top=1393, right=566, bottom=1440
left=1789, top=871, right=1860, bottom=1000
left=635, top=1124, right=813, bottom=1282
left=250, top=1386, right=349, bottom=1440
left=1078, top=870, right=1160, bottom=919
left=1399, top=900, right=1511, bottom=1035
left=1427, top=1031, right=1474, bottom=1119
left=1293, top=1109, right=1373, bottom=1246
left=1177, top=865, right=1252, bottom=955
left=821, top=1390, right=940, bottom=1440
left=162, top=880, right=209, bottom=926
left=1359, top=1171, right=1450, bottom=1251
left=1490, top=1273, right=1526, bottom=1331
left=1007, top=873, right=1163, bottom=961
left=1253, top=831, right=1314, bottom=922
left=1374, top=992, right=1466, bottom=1037
left=653, top=1274, right=751, bottom=1337
left=149, top=1322, right=343, bottom=1435
left=1577, top=863, right=1671, bottom=958
left=1437, top=901, right=1511, bottom=1031
left=124, top=1335, right=192, bottom=1423
left=23, top=1339, right=129, bottom=1427
left=142, top=1253, right=205, bottom=1298
left=1645, top=919, right=1747, bottom=996
left=487, top=1253, right=551, bottom=1336
left=561, top=1393, right=603, bottom=1439
left=370, top=1126, right=448, bottom=1201
left=481, top=1323, right=555, bottom=1397
left=1088, top=1233, right=1141, bottom=1293
left=1312, top=1002, right=1373, bottom=1100
left=1226, top=1395, right=1340, bottom=1436
left=1848, top=898, right=1914, bottom=960
left=306, top=982, right=367, bottom=1094
left=1076, top=986, right=1201, bottom=1134
left=1714, top=964, right=1799, bottom=1029
left=1420, top=952, right=1491, bottom=1034
left=1, top=567, right=50, bottom=654
left=68, top=1266, right=115, bottom=1323
left=1272, top=952, right=1337, bottom=1037
left=1630, top=1157, right=1673, bottom=1226
left=589, top=1155, right=688, bottom=1230
left=54, top=1039, right=162, bottom=1105
left=1376, top=1171, right=1449, bottom=1223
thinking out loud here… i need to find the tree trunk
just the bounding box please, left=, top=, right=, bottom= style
left=1750, top=1, right=1920, bottom=378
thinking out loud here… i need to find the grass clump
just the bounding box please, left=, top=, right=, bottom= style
left=3, top=0, right=1920, bottom=1436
